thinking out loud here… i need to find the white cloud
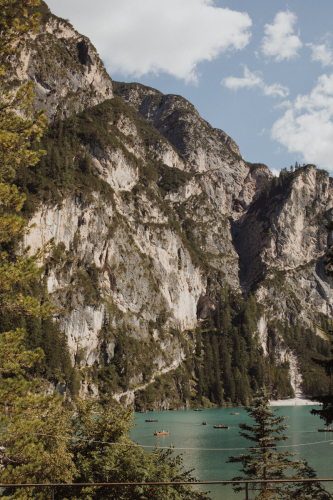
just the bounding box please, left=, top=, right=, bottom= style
left=260, top=11, right=302, bottom=62
left=222, top=65, right=289, bottom=98
left=270, top=168, right=280, bottom=177
left=45, top=0, right=252, bottom=83
left=271, top=73, right=333, bottom=170
left=263, top=82, right=290, bottom=98
left=223, top=65, right=262, bottom=90
left=307, top=42, right=333, bottom=67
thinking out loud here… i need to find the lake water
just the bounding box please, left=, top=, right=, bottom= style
left=130, top=405, right=333, bottom=499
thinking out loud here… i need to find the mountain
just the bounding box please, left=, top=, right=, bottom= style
left=6, top=1, right=333, bottom=408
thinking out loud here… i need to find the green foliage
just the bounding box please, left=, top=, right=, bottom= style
left=14, top=96, right=193, bottom=220
left=0, top=246, right=73, bottom=385
left=193, top=288, right=293, bottom=407
left=135, top=363, right=192, bottom=411
left=0, top=329, right=76, bottom=497
left=1, top=355, right=209, bottom=500
left=0, top=5, right=77, bottom=493
left=157, top=163, right=193, bottom=196
left=96, top=321, right=163, bottom=400
left=15, top=107, right=117, bottom=217
left=73, top=262, right=102, bottom=307
left=311, top=323, right=333, bottom=425
left=181, top=216, right=210, bottom=270
left=0, top=0, right=42, bottom=75
left=270, top=318, right=332, bottom=398
left=50, top=399, right=209, bottom=500
left=0, top=313, right=72, bottom=384
left=227, top=388, right=330, bottom=500
left=0, top=9, right=52, bottom=321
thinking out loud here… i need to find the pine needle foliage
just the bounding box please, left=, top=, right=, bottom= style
left=311, top=324, right=333, bottom=425
left=53, top=399, right=209, bottom=500
left=228, top=389, right=304, bottom=499
left=0, top=1, right=76, bottom=495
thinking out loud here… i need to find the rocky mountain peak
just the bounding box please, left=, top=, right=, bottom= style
left=14, top=0, right=113, bottom=120
left=8, top=2, right=333, bottom=407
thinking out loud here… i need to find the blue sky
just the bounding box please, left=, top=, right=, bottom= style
left=46, top=0, right=333, bottom=175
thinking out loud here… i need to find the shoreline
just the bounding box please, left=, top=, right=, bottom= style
left=137, top=397, right=322, bottom=412
left=269, top=397, right=321, bottom=406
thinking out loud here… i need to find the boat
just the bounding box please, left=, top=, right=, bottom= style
left=230, top=412, right=239, bottom=415
left=145, top=419, right=158, bottom=422
left=213, top=425, right=230, bottom=429
left=154, top=430, right=169, bottom=435
left=138, top=410, right=149, bottom=413
left=318, top=428, right=333, bottom=432
left=194, top=408, right=203, bottom=411
left=202, top=421, right=207, bottom=425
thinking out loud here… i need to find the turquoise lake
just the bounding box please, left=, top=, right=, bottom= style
left=130, top=405, right=333, bottom=499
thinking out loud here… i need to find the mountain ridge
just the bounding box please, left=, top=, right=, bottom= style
left=6, top=0, right=333, bottom=408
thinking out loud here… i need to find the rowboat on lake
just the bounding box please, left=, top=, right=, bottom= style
left=194, top=408, right=203, bottom=411
left=213, top=425, right=230, bottom=429
left=318, top=428, right=333, bottom=432
left=202, top=421, right=207, bottom=425
left=230, top=412, right=239, bottom=415
left=145, top=419, right=158, bottom=422
left=154, top=430, right=169, bottom=435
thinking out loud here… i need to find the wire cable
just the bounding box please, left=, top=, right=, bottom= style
left=2, top=432, right=332, bottom=452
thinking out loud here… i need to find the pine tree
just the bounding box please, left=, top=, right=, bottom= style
left=81, top=153, right=92, bottom=174
left=227, top=388, right=305, bottom=499
left=0, top=0, right=50, bottom=320
left=0, top=1, right=75, bottom=493
left=311, top=324, right=333, bottom=424
left=212, top=335, right=223, bottom=405
left=55, top=399, right=209, bottom=500
left=219, top=336, right=235, bottom=402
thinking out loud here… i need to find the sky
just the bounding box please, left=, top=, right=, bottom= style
left=45, top=0, right=333, bottom=176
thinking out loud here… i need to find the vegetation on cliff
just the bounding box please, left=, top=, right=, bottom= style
left=3, top=0, right=333, bottom=418
left=135, top=289, right=297, bottom=410
left=0, top=3, right=210, bottom=498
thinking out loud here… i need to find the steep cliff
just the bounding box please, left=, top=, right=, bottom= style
left=7, top=3, right=333, bottom=407
left=13, top=1, right=113, bottom=120
left=233, top=165, right=333, bottom=323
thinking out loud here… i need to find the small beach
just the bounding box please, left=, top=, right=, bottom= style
left=270, top=397, right=320, bottom=406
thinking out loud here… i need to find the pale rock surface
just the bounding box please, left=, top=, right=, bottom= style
left=25, top=193, right=205, bottom=367
left=16, top=13, right=113, bottom=120
left=91, top=146, right=139, bottom=192
left=17, top=17, right=333, bottom=403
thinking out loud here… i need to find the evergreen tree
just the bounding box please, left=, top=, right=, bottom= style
left=227, top=388, right=305, bottom=499
left=55, top=399, right=209, bottom=500
left=220, top=336, right=235, bottom=402
left=81, top=153, right=92, bottom=174
left=271, top=176, right=278, bottom=189
left=0, top=1, right=75, bottom=493
left=311, top=325, right=333, bottom=424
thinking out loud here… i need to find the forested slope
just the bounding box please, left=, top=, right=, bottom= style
left=2, top=0, right=333, bottom=409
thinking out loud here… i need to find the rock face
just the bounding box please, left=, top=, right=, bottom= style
left=14, top=2, right=113, bottom=120
left=233, top=165, right=333, bottom=324
left=114, top=82, right=272, bottom=216
left=17, top=5, right=333, bottom=403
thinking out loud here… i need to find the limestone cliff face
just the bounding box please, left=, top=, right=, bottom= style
left=22, top=74, right=271, bottom=392
left=25, top=193, right=204, bottom=367
left=114, top=82, right=272, bottom=216
left=15, top=2, right=113, bottom=120
left=18, top=7, right=333, bottom=402
left=233, top=165, right=333, bottom=323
